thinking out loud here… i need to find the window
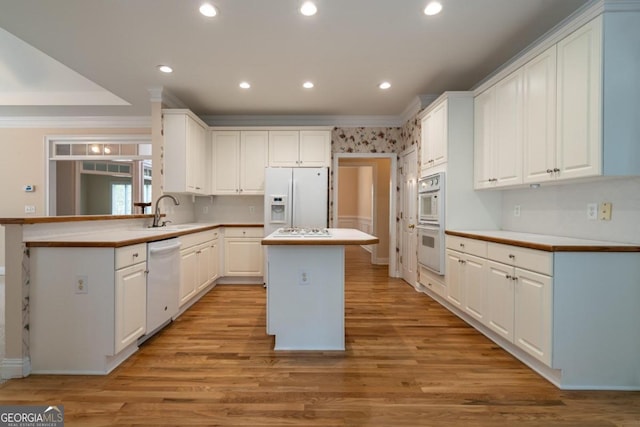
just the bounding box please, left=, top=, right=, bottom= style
left=111, top=183, right=132, bottom=215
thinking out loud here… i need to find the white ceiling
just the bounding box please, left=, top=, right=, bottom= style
left=0, top=0, right=590, bottom=122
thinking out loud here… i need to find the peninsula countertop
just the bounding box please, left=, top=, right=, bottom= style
left=262, top=228, right=379, bottom=246
left=446, top=230, right=640, bottom=252
left=23, top=223, right=263, bottom=248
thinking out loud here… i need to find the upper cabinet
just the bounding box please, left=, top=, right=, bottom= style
left=269, top=130, right=331, bottom=167
left=474, top=70, right=524, bottom=189
left=420, top=99, right=448, bottom=174
left=163, top=110, right=209, bottom=194
left=211, top=130, right=268, bottom=195
left=475, top=10, right=640, bottom=189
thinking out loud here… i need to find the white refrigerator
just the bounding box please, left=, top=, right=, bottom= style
left=263, top=167, right=328, bottom=236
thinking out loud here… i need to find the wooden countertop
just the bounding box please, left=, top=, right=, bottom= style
left=446, top=230, right=640, bottom=252
left=262, top=228, right=379, bottom=246
left=0, top=214, right=156, bottom=225
left=24, top=223, right=263, bottom=248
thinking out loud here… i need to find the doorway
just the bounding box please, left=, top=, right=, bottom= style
left=46, top=135, right=152, bottom=215
left=333, top=153, right=397, bottom=277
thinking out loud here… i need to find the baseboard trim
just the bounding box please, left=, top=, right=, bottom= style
left=1, top=357, right=30, bottom=379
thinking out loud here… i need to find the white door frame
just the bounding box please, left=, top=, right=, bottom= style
left=332, top=153, right=398, bottom=277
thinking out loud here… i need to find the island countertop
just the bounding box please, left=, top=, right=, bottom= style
left=262, top=228, right=379, bottom=246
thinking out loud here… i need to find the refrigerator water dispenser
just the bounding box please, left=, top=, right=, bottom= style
left=269, top=195, right=287, bottom=224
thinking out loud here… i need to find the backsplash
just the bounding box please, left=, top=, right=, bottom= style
left=501, top=177, right=640, bottom=244
left=195, top=195, right=264, bottom=223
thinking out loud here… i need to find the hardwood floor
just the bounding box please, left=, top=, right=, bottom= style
left=1, top=246, right=639, bottom=426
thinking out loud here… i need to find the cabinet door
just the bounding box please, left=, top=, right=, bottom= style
left=179, top=248, right=198, bottom=307
left=211, top=131, right=240, bottom=194
left=463, top=254, right=487, bottom=324
left=494, top=69, right=524, bottom=187
left=224, top=238, right=264, bottom=276
left=196, top=243, right=211, bottom=292
left=208, top=239, right=220, bottom=282
left=115, top=262, right=147, bottom=353
left=474, top=89, right=496, bottom=189
left=420, top=114, right=431, bottom=173
left=299, top=131, right=331, bottom=167
left=523, top=45, right=557, bottom=184
left=445, top=250, right=464, bottom=309
left=240, top=131, right=268, bottom=194
left=514, top=268, right=552, bottom=365
left=486, top=260, right=515, bottom=342
left=428, top=100, right=448, bottom=167
left=187, top=117, right=207, bottom=194
left=269, top=131, right=299, bottom=167
left=556, top=16, right=602, bottom=180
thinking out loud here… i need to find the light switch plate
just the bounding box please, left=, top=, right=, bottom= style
left=587, top=203, right=598, bottom=220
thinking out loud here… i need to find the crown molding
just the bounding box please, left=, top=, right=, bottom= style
left=147, top=87, right=187, bottom=108
left=202, top=114, right=405, bottom=128
left=0, top=116, right=151, bottom=128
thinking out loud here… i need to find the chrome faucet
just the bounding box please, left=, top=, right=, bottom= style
left=152, top=194, right=180, bottom=227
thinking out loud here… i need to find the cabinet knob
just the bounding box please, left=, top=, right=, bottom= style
left=553, top=168, right=560, bottom=173
left=133, top=253, right=139, bottom=258
left=506, top=274, right=512, bottom=279
left=508, top=254, right=515, bottom=259
left=512, top=276, right=518, bottom=281
left=460, top=243, right=465, bottom=248
left=546, top=169, right=553, bottom=173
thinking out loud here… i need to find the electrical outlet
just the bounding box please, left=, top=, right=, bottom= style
left=249, top=206, right=255, bottom=214
left=298, top=269, right=311, bottom=286
left=202, top=206, right=209, bottom=214
left=513, top=205, right=521, bottom=217
left=587, top=203, right=598, bottom=220
left=599, top=202, right=612, bottom=221
left=75, top=275, right=88, bottom=294
left=24, top=205, right=36, bottom=214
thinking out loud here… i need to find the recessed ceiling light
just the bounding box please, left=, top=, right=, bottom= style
left=424, top=1, right=443, bottom=16
left=157, top=65, right=173, bottom=73
left=199, top=3, right=217, bottom=17
left=300, top=1, right=317, bottom=16
left=239, top=81, right=251, bottom=89
left=303, top=81, right=314, bottom=89
left=379, top=81, right=391, bottom=90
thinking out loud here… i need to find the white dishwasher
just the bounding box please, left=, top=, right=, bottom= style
left=141, top=238, right=181, bottom=343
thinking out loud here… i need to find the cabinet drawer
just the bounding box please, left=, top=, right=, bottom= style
left=446, top=236, right=487, bottom=258
left=488, top=243, right=552, bottom=275
left=419, top=266, right=446, bottom=298
left=224, top=227, right=263, bottom=238
left=115, top=243, right=147, bottom=270
left=180, top=229, right=218, bottom=249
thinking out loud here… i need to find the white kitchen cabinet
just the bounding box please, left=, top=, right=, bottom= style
left=30, top=243, right=148, bottom=374
left=420, top=99, right=447, bottom=174
left=163, top=109, right=208, bottom=194
left=486, top=260, right=515, bottom=342
left=179, top=246, right=198, bottom=306
left=523, top=45, right=558, bottom=183
left=445, top=237, right=488, bottom=324
left=474, top=69, right=523, bottom=189
left=556, top=16, right=602, bottom=180
left=178, top=230, right=220, bottom=307
left=114, top=258, right=147, bottom=354
left=224, top=227, right=264, bottom=276
left=269, top=130, right=331, bottom=167
left=514, top=267, right=552, bottom=365
left=211, top=130, right=268, bottom=195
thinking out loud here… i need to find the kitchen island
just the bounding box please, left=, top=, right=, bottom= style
left=262, top=228, right=378, bottom=351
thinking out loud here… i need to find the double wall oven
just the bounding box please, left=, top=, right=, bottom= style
left=417, top=172, right=445, bottom=275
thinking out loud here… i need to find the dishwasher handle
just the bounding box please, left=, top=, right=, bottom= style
left=149, top=242, right=182, bottom=255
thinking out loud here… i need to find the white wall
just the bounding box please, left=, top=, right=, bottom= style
left=501, top=177, right=640, bottom=244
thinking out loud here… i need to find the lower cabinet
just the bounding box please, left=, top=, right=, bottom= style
left=445, top=236, right=553, bottom=366
left=224, top=227, right=264, bottom=276
left=114, top=259, right=147, bottom=354
left=179, top=230, right=220, bottom=307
